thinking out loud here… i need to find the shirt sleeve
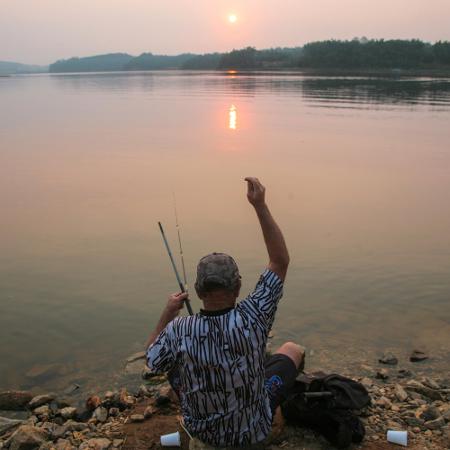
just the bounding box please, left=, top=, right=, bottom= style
left=146, top=323, right=176, bottom=374
left=239, top=268, right=284, bottom=330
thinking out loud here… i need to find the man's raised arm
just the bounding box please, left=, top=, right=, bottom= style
left=245, top=177, right=289, bottom=282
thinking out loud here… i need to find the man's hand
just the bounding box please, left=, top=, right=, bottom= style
left=145, top=291, right=188, bottom=348
left=166, top=292, right=188, bottom=318
left=245, top=177, right=266, bottom=208
left=245, top=176, right=289, bottom=281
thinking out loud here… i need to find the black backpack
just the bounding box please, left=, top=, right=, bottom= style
left=281, top=372, right=370, bottom=449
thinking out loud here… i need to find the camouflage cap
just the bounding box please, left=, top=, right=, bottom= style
left=194, top=252, right=240, bottom=293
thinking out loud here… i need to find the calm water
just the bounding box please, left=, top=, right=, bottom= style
left=1, top=72, right=450, bottom=395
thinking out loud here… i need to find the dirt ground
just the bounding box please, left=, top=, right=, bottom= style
left=121, top=397, right=447, bottom=450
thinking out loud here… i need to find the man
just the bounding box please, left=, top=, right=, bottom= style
left=146, top=177, right=304, bottom=447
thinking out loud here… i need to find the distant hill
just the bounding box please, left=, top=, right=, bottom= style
left=46, top=39, right=450, bottom=74
left=0, top=61, right=48, bottom=75
left=49, top=53, right=134, bottom=73
left=124, top=52, right=195, bottom=70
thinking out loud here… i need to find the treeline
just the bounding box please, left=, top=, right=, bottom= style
left=300, top=39, right=450, bottom=68
left=48, top=39, right=450, bottom=73
left=49, top=53, right=134, bottom=73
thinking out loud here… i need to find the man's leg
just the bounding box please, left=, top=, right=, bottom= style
left=265, top=341, right=305, bottom=413
left=274, top=341, right=305, bottom=372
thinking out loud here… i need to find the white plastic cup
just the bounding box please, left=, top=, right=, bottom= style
left=160, top=431, right=181, bottom=447
left=387, top=430, right=408, bottom=446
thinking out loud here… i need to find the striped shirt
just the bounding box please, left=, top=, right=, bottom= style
left=146, top=269, right=283, bottom=447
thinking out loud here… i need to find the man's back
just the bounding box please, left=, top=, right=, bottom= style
left=147, top=269, right=283, bottom=447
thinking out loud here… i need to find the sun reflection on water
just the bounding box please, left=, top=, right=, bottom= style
left=229, top=104, right=237, bottom=130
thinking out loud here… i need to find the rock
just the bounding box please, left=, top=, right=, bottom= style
left=397, top=369, right=412, bottom=378
left=6, top=425, right=48, bottom=450
left=376, top=369, right=389, bottom=380
left=387, top=420, right=402, bottom=429
left=404, top=417, right=424, bottom=427
left=29, top=394, right=55, bottom=409
left=410, top=349, right=428, bottom=362
left=420, top=377, right=440, bottom=390
left=112, top=439, right=123, bottom=447
left=443, top=426, right=450, bottom=448
left=33, top=405, right=50, bottom=417
left=0, top=417, right=24, bottom=435
left=59, top=407, right=77, bottom=420
left=406, top=380, right=443, bottom=401
left=43, top=422, right=66, bottom=440
left=136, top=385, right=150, bottom=398
left=86, top=396, right=101, bottom=411
left=360, top=377, right=373, bottom=388
left=0, top=392, right=33, bottom=411
left=394, top=384, right=408, bottom=402
left=378, top=353, right=398, bottom=365
left=443, top=408, right=450, bottom=421
left=125, top=351, right=146, bottom=363
left=118, top=390, right=134, bottom=409
left=425, top=416, right=445, bottom=430
left=108, top=408, right=119, bottom=418
left=143, top=406, right=154, bottom=419
left=420, top=406, right=442, bottom=421
left=79, top=438, right=111, bottom=450
left=93, top=407, right=108, bottom=423
left=54, top=438, right=75, bottom=450
left=75, top=407, right=92, bottom=422
left=129, top=414, right=144, bottom=423
left=376, top=396, right=392, bottom=409
left=63, top=420, right=88, bottom=432
left=141, top=366, right=154, bottom=380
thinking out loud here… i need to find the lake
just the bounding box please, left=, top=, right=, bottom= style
left=1, top=71, right=449, bottom=396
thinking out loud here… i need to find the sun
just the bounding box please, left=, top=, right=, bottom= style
left=228, top=14, right=237, bottom=24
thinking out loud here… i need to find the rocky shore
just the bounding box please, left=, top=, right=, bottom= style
left=1, top=349, right=449, bottom=450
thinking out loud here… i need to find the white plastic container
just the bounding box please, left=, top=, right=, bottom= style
left=161, top=431, right=181, bottom=447
left=387, top=430, right=408, bottom=446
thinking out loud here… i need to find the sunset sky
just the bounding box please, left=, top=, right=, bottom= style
left=1, top=0, right=449, bottom=65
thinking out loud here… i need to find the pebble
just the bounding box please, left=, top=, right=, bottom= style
left=129, top=414, right=145, bottom=423
left=376, top=369, right=389, bottom=380
left=108, top=407, right=120, bottom=417
left=93, top=407, right=108, bottom=423
left=361, top=377, right=373, bottom=388
left=86, top=396, right=102, bottom=411
left=143, top=406, right=154, bottom=418
left=379, top=353, right=398, bottom=365
left=0, top=391, right=33, bottom=411
left=410, top=349, right=429, bottom=362
left=60, top=406, right=77, bottom=420
left=420, top=406, right=441, bottom=421
left=376, top=396, right=392, bottom=409
left=28, top=394, right=55, bottom=409
left=79, top=437, right=112, bottom=450
left=33, top=405, right=50, bottom=416
left=394, top=384, right=408, bottom=402
left=425, top=416, right=446, bottom=430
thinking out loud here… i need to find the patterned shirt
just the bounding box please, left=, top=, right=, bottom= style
left=146, top=269, right=283, bottom=447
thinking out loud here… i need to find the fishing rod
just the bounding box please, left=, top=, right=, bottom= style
left=158, top=221, right=194, bottom=316
left=173, top=193, right=188, bottom=293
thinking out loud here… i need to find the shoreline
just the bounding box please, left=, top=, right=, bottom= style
left=5, top=68, right=450, bottom=78
left=1, top=350, right=449, bottom=449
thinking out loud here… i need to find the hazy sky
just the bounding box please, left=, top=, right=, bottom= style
left=1, top=0, right=449, bottom=65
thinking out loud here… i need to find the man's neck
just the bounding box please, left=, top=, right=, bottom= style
left=201, top=292, right=237, bottom=311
